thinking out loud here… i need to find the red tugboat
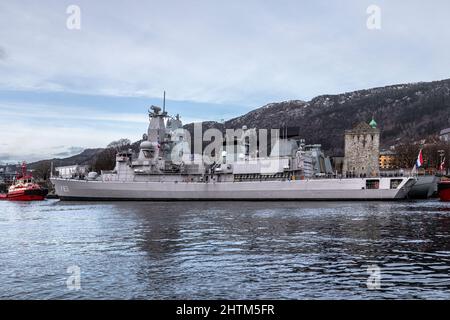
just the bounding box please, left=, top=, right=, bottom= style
left=0, top=162, right=48, bottom=201
left=438, top=177, right=450, bottom=202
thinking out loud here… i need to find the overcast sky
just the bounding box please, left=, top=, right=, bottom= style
left=1, top=0, right=450, bottom=162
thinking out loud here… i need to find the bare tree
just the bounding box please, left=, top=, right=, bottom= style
left=107, top=138, right=131, bottom=151
left=32, top=162, right=51, bottom=181
left=93, top=138, right=131, bottom=172
left=395, top=143, right=419, bottom=169
left=395, top=141, right=450, bottom=169
left=92, top=148, right=116, bottom=172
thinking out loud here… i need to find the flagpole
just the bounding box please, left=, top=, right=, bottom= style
left=438, top=149, right=445, bottom=175
left=412, top=148, right=423, bottom=178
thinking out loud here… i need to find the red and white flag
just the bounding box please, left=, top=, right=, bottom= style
left=416, top=149, right=423, bottom=168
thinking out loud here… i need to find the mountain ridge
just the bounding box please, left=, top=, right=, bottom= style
left=30, top=77, right=450, bottom=168
left=220, top=78, right=450, bottom=154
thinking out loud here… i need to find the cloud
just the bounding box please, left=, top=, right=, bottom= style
left=0, top=46, right=5, bottom=60
left=0, top=93, right=240, bottom=162
left=0, top=153, right=13, bottom=161
left=1, top=0, right=450, bottom=162
left=1, top=1, right=450, bottom=105
left=0, top=120, right=128, bottom=162
left=53, top=146, right=85, bottom=158
left=0, top=101, right=148, bottom=124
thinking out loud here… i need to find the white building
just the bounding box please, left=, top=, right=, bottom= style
left=56, top=165, right=89, bottom=179
left=439, top=128, right=450, bottom=142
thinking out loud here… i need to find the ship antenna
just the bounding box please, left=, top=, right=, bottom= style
left=22, top=162, right=26, bottom=178
left=163, top=91, right=166, bottom=114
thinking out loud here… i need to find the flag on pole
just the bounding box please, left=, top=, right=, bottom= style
left=416, top=149, right=423, bottom=168
left=411, top=164, right=418, bottom=176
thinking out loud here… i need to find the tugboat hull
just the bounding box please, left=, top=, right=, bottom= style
left=438, top=181, right=450, bottom=202
left=6, top=188, right=48, bottom=201
left=408, top=175, right=439, bottom=199
left=0, top=189, right=48, bottom=201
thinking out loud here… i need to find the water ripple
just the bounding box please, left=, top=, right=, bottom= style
left=0, top=199, right=449, bottom=299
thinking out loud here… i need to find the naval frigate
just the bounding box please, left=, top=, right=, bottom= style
left=51, top=103, right=416, bottom=201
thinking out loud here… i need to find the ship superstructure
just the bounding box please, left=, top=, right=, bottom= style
left=51, top=102, right=416, bottom=201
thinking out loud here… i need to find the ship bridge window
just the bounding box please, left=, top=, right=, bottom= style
left=366, top=179, right=379, bottom=189
left=143, top=150, right=154, bottom=158
left=390, top=179, right=403, bottom=189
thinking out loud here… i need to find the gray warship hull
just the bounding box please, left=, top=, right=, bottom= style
left=51, top=177, right=416, bottom=201
left=407, top=175, right=439, bottom=199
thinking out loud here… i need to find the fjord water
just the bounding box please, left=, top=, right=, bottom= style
left=0, top=200, right=449, bottom=299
